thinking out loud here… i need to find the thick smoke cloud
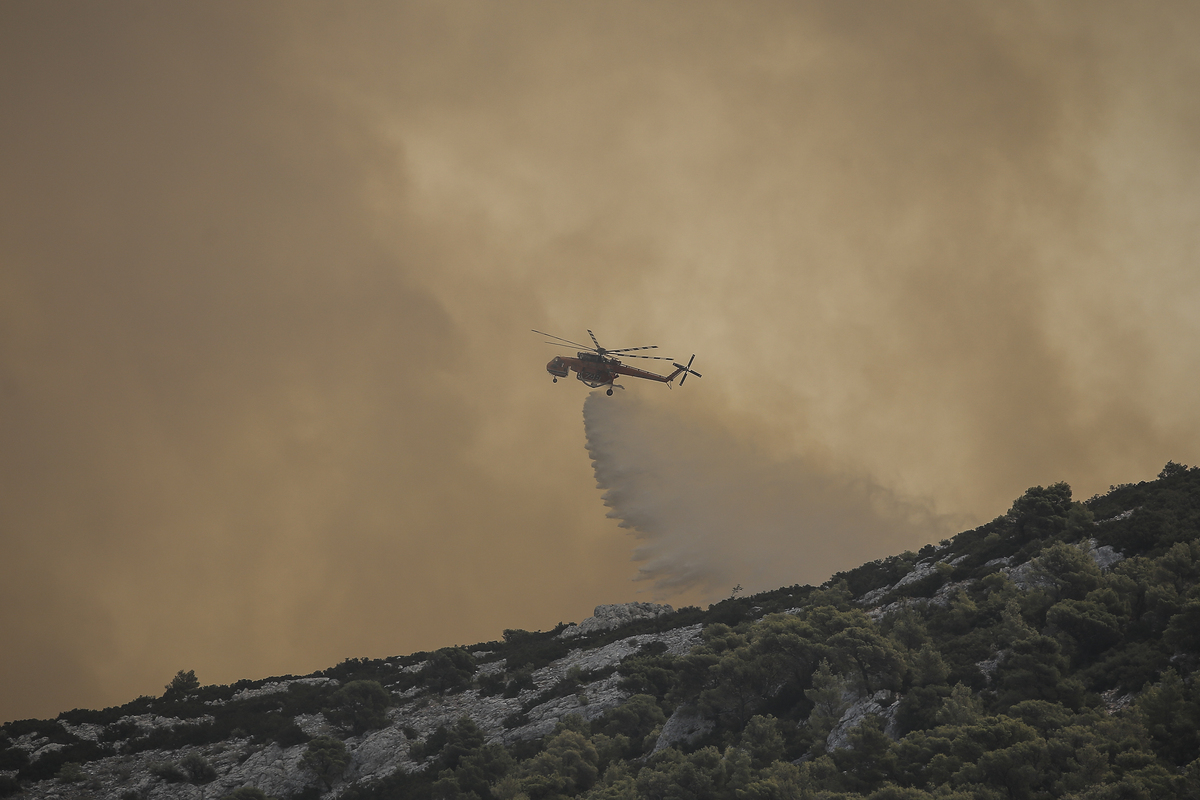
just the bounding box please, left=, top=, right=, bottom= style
left=584, top=392, right=950, bottom=597
left=3, top=2, right=1200, bottom=722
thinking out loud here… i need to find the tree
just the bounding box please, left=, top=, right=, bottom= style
left=1047, top=598, right=1123, bottom=657
left=436, top=717, right=486, bottom=771
left=164, top=669, right=200, bottom=698
left=935, top=683, right=983, bottom=726
left=635, top=746, right=727, bottom=800
left=826, top=619, right=905, bottom=694
left=1164, top=596, right=1200, bottom=653
left=737, top=760, right=809, bottom=800
left=301, top=736, right=349, bottom=789
left=328, top=680, right=393, bottom=734
left=420, top=648, right=477, bottom=693
left=995, top=631, right=1084, bottom=709
left=518, top=728, right=599, bottom=799
left=739, top=715, right=785, bottom=769
left=1029, top=542, right=1102, bottom=601
left=804, top=659, right=850, bottom=753
left=1006, top=483, right=1075, bottom=542
left=592, top=694, right=666, bottom=755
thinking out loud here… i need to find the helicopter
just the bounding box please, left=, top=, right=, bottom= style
left=533, top=329, right=701, bottom=395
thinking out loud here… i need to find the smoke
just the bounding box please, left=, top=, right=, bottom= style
left=584, top=391, right=953, bottom=598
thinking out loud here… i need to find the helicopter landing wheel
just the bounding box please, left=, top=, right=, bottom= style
left=606, top=388, right=614, bottom=396
left=553, top=378, right=557, bottom=383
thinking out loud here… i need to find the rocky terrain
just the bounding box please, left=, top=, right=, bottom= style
left=4, top=464, right=1200, bottom=799
left=2, top=607, right=703, bottom=800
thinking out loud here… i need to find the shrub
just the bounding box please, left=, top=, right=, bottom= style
left=301, top=736, right=349, bottom=789
left=181, top=752, right=217, bottom=784
left=418, top=649, right=476, bottom=693
left=56, top=762, right=85, bottom=783
left=149, top=760, right=187, bottom=783
left=327, top=680, right=392, bottom=735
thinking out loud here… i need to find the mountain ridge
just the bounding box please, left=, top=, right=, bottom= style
left=4, top=462, right=1199, bottom=799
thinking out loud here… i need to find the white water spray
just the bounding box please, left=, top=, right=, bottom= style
left=583, top=391, right=949, bottom=598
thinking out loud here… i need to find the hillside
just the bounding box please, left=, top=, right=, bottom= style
left=3, top=463, right=1200, bottom=800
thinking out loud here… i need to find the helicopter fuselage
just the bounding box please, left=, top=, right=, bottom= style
left=546, top=352, right=681, bottom=389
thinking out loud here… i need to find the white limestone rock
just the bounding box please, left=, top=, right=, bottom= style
left=652, top=705, right=713, bottom=753
left=976, top=651, right=1006, bottom=685
left=122, top=714, right=216, bottom=736
left=229, top=676, right=336, bottom=703
left=347, top=726, right=411, bottom=783
left=559, top=602, right=674, bottom=638
left=825, top=690, right=900, bottom=751
left=210, top=741, right=310, bottom=799
left=1081, top=538, right=1124, bottom=570
left=535, top=625, right=702, bottom=690
left=1101, top=688, right=1135, bottom=715
left=476, top=659, right=507, bottom=677
left=295, top=712, right=336, bottom=738
left=58, top=721, right=105, bottom=742
left=893, top=560, right=937, bottom=589
left=1003, top=538, right=1125, bottom=592
left=857, top=585, right=891, bottom=607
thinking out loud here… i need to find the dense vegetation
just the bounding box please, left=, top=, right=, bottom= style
left=4, top=463, right=1200, bottom=799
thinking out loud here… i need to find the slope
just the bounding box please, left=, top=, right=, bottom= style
left=3, top=463, right=1200, bottom=799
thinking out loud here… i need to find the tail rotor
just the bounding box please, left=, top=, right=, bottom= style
left=673, top=355, right=702, bottom=385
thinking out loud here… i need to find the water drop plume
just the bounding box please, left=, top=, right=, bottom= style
left=583, top=391, right=950, bottom=599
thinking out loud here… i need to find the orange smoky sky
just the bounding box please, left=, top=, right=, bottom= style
left=2, top=1, right=1199, bottom=723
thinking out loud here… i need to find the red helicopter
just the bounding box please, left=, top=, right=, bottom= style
left=534, top=329, right=701, bottom=395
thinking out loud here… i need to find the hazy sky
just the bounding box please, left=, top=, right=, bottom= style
left=3, top=1, right=1198, bottom=723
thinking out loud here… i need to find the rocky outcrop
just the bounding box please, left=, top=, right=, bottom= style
left=227, top=677, right=337, bottom=704
left=1003, top=538, right=1124, bottom=591
left=825, top=690, right=900, bottom=751
left=860, top=537, right=1127, bottom=620
left=1081, top=538, right=1124, bottom=570
left=559, top=602, right=674, bottom=638
left=652, top=705, right=713, bottom=753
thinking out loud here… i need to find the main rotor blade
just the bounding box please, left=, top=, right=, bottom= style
left=541, top=341, right=592, bottom=350
left=532, top=329, right=594, bottom=350
left=608, top=345, right=660, bottom=353
left=587, top=329, right=602, bottom=350
left=617, top=353, right=675, bottom=360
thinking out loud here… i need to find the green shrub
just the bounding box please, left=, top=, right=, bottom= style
left=301, top=736, right=349, bottom=789
left=418, top=649, right=476, bottom=693
left=181, top=752, right=217, bottom=784
left=149, top=760, right=187, bottom=783
left=327, top=680, right=392, bottom=735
